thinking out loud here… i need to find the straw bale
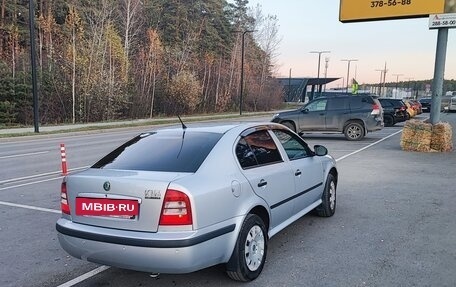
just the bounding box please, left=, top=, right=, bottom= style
left=401, top=120, right=432, bottom=152
left=430, top=122, right=453, bottom=152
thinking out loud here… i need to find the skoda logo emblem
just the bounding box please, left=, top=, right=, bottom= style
left=103, top=181, right=111, bottom=191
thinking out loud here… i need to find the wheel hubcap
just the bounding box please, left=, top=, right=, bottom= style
left=348, top=126, right=361, bottom=139
left=244, top=225, right=265, bottom=272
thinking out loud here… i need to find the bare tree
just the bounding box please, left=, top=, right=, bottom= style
left=119, top=0, right=143, bottom=80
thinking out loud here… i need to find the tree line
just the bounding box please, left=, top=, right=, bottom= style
left=0, top=0, right=283, bottom=126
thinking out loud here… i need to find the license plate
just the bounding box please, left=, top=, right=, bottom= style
left=75, top=198, right=139, bottom=216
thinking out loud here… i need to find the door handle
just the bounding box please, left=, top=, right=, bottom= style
left=295, top=170, right=302, bottom=176
left=258, top=180, right=267, bottom=187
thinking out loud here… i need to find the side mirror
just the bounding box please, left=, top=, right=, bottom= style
left=301, top=108, right=309, bottom=113
left=314, top=145, right=328, bottom=156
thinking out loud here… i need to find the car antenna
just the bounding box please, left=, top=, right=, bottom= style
left=177, top=115, right=187, bottom=130
left=177, top=115, right=186, bottom=158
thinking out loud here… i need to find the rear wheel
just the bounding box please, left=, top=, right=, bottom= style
left=384, top=115, right=394, bottom=127
left=344, top=122, right=365, bottom=141
left=226, top=214, right=267, bottom=282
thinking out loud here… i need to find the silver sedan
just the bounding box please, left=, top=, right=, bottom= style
left=56, top=122, right=337, bottom=281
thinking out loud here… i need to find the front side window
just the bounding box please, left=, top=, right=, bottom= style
left=305, top=99, right=327, bottom=112
left=272, top=130, right=312, bottom=160
left=236, top=130, right=282, bottom=169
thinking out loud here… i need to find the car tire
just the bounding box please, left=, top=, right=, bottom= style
left=314, top=173, right=337, bottom=217
left=281, top=121, right=296, bottom=132
left=226, top=214, right=268, bottom=282
left=344, top=122, right=365, bottom=141
left=384, top=115, right=394, bottom=127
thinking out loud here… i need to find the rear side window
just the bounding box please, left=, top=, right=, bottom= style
left=92, top=131, right=223, bottom=172
left=380, top=100, right=393, bottom=108
left=327, top=98, right=348, bottom=111
left=350, top=96, right=374, bottom=109
left=236, top=130, right=282, bottom=169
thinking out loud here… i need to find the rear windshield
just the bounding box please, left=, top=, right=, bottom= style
left=92, top=131, right=223, bottom=172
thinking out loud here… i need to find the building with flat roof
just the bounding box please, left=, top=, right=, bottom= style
left=277, top=77, right=341, bottom=102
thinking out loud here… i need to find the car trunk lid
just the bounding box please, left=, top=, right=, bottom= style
left=66, top=168, right=190, bottom=232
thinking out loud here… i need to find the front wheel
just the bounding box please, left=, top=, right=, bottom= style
left=344, top=122, right=365, bottom=141
left=226, top=214, right=268, bottom=282
left=315, top=173, right=337, bottom=217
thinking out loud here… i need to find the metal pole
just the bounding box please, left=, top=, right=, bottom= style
left=430, top=28, right=448, bottom=124
left=346, top=61, right=350, bottom=93
left=29, top=0, right=39, bottom=133
left=392, top=74, right=403, bottom=99
left=382, top=62, right=388, bottom=97
left=310, top=51, right=330, bottom=96
left=239, top=30, right=254, bottom=115
left=376, top=69, right=383, bottom=96
left=288, top=68, right=292, bottom=101
left=341, top=59, right=357, bottom=93
left=324, top=57, right=329, bottom=93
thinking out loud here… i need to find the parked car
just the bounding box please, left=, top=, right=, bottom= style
left=449, top=96, right=456, bottom=112
left=408, top=99, right=422, bottom=115
left=403, top=100, right=416, bottom=119
left=405, top=99, right=422, bottom=115
left=378, top=98, right=408, bottom=127
left=419, top=97, right=432, bottom=112
left=56, top=122, right=338, bottom=282
left=271, top=94, right=383, bottom=141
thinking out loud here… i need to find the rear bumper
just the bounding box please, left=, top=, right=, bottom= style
left=366, top=117, right=384, bottom=132
left=56, top=218, right=238, bottom=273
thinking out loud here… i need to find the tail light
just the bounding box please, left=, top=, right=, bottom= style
left=159, top=189, right=193, bottom=226
left=61, top=182, right=71, bottom=215
left=400, top=106, right=406, bottom=111
left=371, top=103, right=381, bottom=115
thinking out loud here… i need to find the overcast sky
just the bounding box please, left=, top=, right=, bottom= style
left=248, top=0, right=456, bottom=88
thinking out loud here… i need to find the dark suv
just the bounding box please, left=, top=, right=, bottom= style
left=378, top=98, right=408, bottom=127
left=271, top=95, right=384, bottom=141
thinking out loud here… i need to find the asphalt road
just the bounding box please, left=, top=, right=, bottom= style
left=0, top=114, right=455, bottom=287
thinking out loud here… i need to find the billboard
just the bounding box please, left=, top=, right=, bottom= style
left=340, top=0, right=456, bottom=23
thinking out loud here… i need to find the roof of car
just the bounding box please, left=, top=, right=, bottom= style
left=145, top=122, right=284, bottom=135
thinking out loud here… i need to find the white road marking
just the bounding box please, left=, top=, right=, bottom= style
left=335, top=130, right=402, bottom=162
left=56, top=266, right=111, bottom=287
left=0, top=151, right=49, bottom=159
left=0, top=166, right=90, bottom=185
left=0, top=200, right=60, bottom=214
left=0, top=176, right=63, bottom=191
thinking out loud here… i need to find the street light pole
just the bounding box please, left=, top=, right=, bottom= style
left=239, top=30, right=255, bottom=115
left=341, top=59, right=358, bottom=93
left=29, top=0, right=39, bottom=133
left=310, top=51, right=330, bottom=96
left=392, top=73, right=403, bottom=99
left=375, top=69, right=383, bottom=96
left=405, top=77, right=414, bottom=98
left=324, top=57, right=330, bottom=93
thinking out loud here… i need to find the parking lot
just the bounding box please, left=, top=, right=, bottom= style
left=1, top=113, right=455, bottom=287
